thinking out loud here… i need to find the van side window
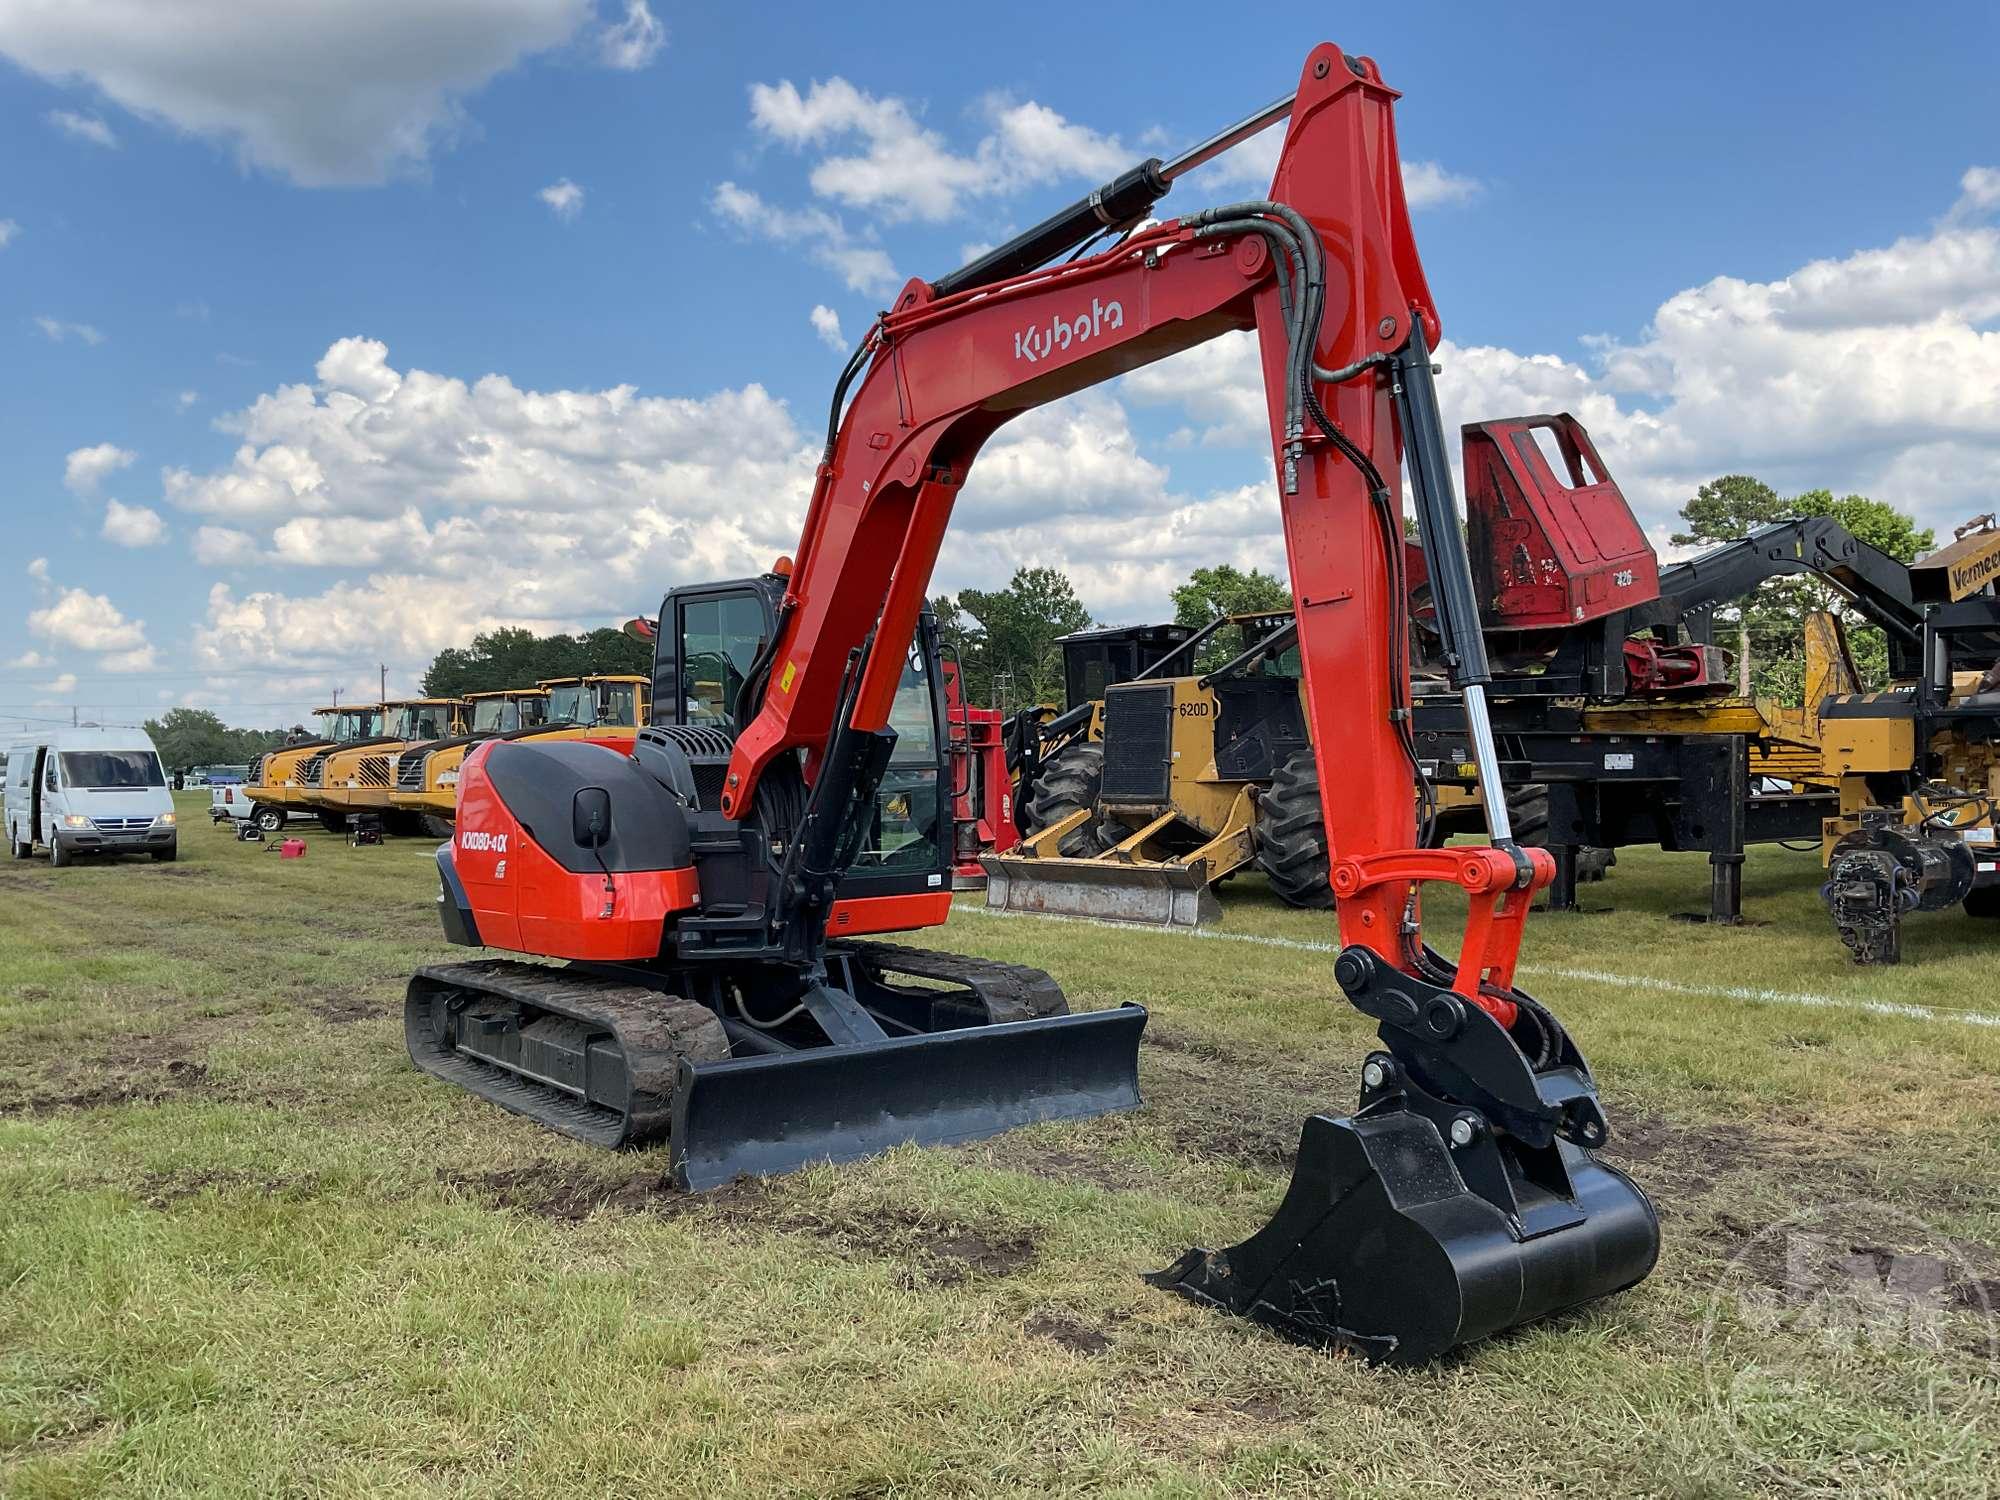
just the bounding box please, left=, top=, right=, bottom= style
left=44, top=760, right=59, bottom=793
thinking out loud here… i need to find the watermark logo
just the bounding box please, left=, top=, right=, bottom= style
left=1699, top=1200, right=1997, bottom=1492
left=1013, top=296, right=1125, bottom=364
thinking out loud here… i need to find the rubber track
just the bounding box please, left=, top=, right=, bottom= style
left=837, top=940, right=1068, bottom=1023
left=407, top=959, right=727, bottom=1148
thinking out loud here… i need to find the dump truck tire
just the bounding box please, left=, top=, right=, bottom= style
left=1964, top=885, right=2000, bottom=919
left=421, top=815, right=454, bottom=840
left=317, top=810, right=349, bottom=833
left=1023, top=744, right=1111, bottom=859
left=1508, top=784, right=1613, bottom=881
left=1253, top=749, right=1333, bottom=909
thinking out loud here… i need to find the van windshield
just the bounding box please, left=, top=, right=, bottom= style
left=61, top=751, right=166, bottom=789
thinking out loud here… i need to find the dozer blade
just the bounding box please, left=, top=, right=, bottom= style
left=981, top=852, right=1222, bottom=928
left=671, top=1003, right=1146, bottom=1191
left=1150, top=1107, right=1659, bottom=1365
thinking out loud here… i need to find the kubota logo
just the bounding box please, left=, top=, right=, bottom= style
left=1014, top=297, right=1125, bottom=364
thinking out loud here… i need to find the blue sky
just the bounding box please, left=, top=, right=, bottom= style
left=2, top=1, right=1996, bottom=727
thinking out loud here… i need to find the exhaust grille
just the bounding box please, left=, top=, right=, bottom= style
left=358, top=753, right=393, bottom=789
left=299, top=754, right=326, bottom=787
left=1100, top=683, right=1174, bottom=804
left=396, top=753, right=428, bottom=791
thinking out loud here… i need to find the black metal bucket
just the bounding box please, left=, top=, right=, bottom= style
left=1151, top=1104, right=1659, bottom=1364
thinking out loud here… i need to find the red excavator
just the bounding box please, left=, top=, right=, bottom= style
left=406, top=42, right=1657, bottom=1364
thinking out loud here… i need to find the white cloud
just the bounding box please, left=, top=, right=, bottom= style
left=1946, top=165, right=2000, bottom=225
left=34, top=316, right=105, bottom=345
left=809, top=304, right=844, bottom=350
left=1401, top=160, right=1481, bottom=210
left=99, top=644, right=160, bottom=673
left=538, top=177, right=585, bottom=221
left=594, top=0, right=663, bottom=70
left=0, top=218, right=18, bottom=249
left=27, top=585, right=148, bottom=652
left=27, top=557, right=49, bottom=581
left=102, top=500, right=167, bottom=548
left=176, top=390, right=199, bottom=410
left=745, top=78, right=1127, bottom=224
left=5, top=649, right=52, bottom=669
left=0, top=0, right=594, bottom=186
left=192, top=525, right=260, bottom=566
left=39, top=673, right=77, bottom=695
left=711, top=182, right=898, bottom=296
left=45, top=108, right=116, bottom=147
left=64, top=441, right=137, bottom=494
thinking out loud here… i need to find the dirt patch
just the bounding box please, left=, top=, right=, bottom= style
left=970, top=1142, right=1156, bottom=1193
left=304, top=992, right=380, bottom=1026
left=136, top=1168, right=293, bottom=1209
left=11, top=1058, right=212, bottom=1115
left=453, top=1164, right=1038, bottom=1282
left=1024, top=1312, right=1111, bottom=1355
left=148, top=866, right=211, bottom=880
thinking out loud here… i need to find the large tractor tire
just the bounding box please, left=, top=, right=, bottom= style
left=1508, top=784, right=1613, bottom=881
left=1964, top=885, right=2000, bottom=919
left=317, top=810, right=350, bottom=834
left=420, top=814, right=455, bottom=840
left=1253, top=749, right=1333, bottom=909
left=1022, top=744, right=1111, bottom=859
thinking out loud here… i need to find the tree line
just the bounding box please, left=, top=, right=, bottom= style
left=394, top=475, right=1932, bottom=734
left=142, top=708, right=298, bottom=776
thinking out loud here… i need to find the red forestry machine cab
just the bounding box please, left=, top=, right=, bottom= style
left=407, top=43, right=1658, bottom=1364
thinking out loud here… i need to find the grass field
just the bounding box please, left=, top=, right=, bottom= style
left=4, top=792, right=1998, bottom=1498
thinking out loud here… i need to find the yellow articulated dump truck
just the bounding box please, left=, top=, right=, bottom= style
left=241, top=704, right=385, bottom=835
left=390, top=688, right=550, bottom=838
left=388, top=675, right=651, bottom=837
left=300, top=698, right=468, bottom=834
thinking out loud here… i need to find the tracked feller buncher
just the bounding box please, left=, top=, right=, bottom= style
left=243, top=703, right=384, bottom=835
left=302, top=698, right=468, bottom=835
left=405, top=44, right=1657, bottom=1364
left=991, top=610, right=1325, bottom=925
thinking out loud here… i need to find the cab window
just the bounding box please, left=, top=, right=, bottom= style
left=852, top=640, right=944, bottom=874
left=679, top=592, right=769, bottom=727
left=597, top=682, right=639, bottom=728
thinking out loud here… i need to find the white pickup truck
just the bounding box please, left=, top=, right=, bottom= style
left=209, top=781, right=303, bottom=833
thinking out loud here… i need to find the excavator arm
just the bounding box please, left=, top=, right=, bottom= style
left=717, top=43, right=1658, bottom=1361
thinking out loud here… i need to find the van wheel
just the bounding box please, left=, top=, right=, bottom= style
left=152, top=844, right=178, bottom=863
left=253, top=805, right=286, bottom=835
left=10, top=834, right=26, bottom=860
left=49, top=840, right=71, bottom=868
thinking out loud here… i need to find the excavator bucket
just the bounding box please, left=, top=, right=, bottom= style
left=980, top=852, right=1223, bottom=928
left=1150, top=951, right=1659, bottom=1363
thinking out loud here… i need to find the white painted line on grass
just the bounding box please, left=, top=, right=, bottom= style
left=952, top=900, right=2000, bottom=1031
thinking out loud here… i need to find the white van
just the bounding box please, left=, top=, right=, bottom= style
left=4, top=726, right=179, bottom=866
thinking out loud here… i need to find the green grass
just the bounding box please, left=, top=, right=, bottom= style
left=2, top=792, right=1997, bottom=1497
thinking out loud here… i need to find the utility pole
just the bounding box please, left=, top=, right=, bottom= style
left=379, top=663, right=388, bottom=706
